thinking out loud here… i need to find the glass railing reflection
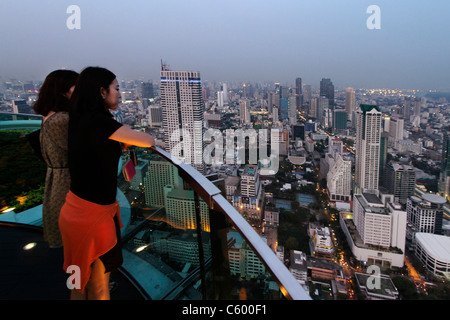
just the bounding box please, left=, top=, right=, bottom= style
left=117, top=147, right=301, bottom=300
left=117, top=147, right=208, bottom=299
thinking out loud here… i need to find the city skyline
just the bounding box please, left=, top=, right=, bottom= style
left=1, top=0, right=450, bottom=90
left=2, top=52, right=450, bottom=299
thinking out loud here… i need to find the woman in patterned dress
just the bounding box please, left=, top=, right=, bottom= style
left=33, top=70, right=79, bottom=248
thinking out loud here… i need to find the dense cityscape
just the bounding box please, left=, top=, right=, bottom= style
left=1, top=65, right=450, bottom=300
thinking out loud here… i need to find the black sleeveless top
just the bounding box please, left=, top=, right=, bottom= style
left=68, top=111, right=123, bottom=205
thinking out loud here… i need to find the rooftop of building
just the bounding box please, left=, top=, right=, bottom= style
left=354, top=193, right=388, bottom=215
left=290, top=250, right=307, bottom=270
left=242, top=164, right=258, bottom=176
left=307, top=256, right=343, bottom=274
left=410, top=194, right=447, bottom=209
left=315, top=226, right=331, bottom=237
left=362, top=192, right=383, bottom=205
left=415, top=233, right=450, bottom=263
left=165, top=185, right=196, bottom=201
left=388, top=162, right=415, bottom=172
left=224, top=175, right=240, bottom=186
left=354, top=272, right=398, bottom=299
left=359, top=104, right=381, bottom=113
left=421, top=193, right=447, bottom=205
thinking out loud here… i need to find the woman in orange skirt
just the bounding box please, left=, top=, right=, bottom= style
left=60, top=67, right=155, bottom=300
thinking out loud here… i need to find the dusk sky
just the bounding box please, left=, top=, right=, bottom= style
left=1, top=0, right=450, bottom=90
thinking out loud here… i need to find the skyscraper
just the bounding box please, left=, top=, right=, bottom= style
left=403, top=96, right=411, bottom=120
left=272, top=107, right=279, bottom=123
left=323, top=108, right=333, bottom=129
left=439, top=130, right=450, bottom=201
left=355, top=104, right=382, bottom=193
left=148, top=105, right=162, bottom=127
left=345, top=88, right=356, bottom=119
left=385, top=161, right=416, bottom=206
left=379, top=132, right=389, bottom=186
left=240, top=99, right=251, bottom=123
left=388, top=117, right=404, bottom=148
left=317, top=96, right=329, bottom=125
left=234, top=164, right=263, bottom=214
left=333, top=110, right=347, bottom=133
left=279, top=85, right=289, bottom=99
left=413, top=97, right=421, bottom=117
left=267, top=92, right=276, bottom=114
left=412, top=97, right=422, bottom=127
left=144, top=155, right=210, bottom=231
left=295, top=77, right=303, bottom=109
left=320, top=78, right=334, bottom=107
left=308, top=97, right=317, bottom=118
left=303, top=84, right=312, bottom=104
left=222, top=82, right=228, bottom=103
left=217, top=91, right=224, bottom=107
left=144, top=155, right=183, bottom=208
left=279, top=97, right=289, bottom=120
left=288, top=96, right=297, bottom=125
left=160, top=66, right=205, bottom=173
left=295, top=77, right=302, bottom=95
left=292, top=124, right=305, bottom=140
left=141, top=81, right=154, bottom=99
left=407, top=193, right=445, bottom=235
left=327, top=153, right=352, bottom=202
left=164, top=184, right=210, bottom=232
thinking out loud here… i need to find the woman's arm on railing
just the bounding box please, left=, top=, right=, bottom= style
left=109, top=125, right=155, bottom=148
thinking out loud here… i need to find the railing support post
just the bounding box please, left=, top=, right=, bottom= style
left=193, top=191, right=207, bottom=299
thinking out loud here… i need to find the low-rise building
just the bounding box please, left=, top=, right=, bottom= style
left=309, top=226, right=334, bottom=258
left=290, top=250, right=308, bottom=285
left=307, top=256, right=347, bottom=295
left=354, top=272, right=399, bottom=300
left=340, top=191, right=407, bottom=268
left=414, top=233, right=450, bottom=279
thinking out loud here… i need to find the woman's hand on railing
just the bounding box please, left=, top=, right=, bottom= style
left=109, top=125, right=155, bottom=148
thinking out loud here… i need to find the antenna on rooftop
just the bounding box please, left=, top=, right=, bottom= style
left=161, top=58, right=170, bottom=71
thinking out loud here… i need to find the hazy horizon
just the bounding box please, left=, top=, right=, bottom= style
left=1, top=0, right=450, bottom=90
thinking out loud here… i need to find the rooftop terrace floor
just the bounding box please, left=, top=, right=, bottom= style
left=0, top=222, right=145, bottom=300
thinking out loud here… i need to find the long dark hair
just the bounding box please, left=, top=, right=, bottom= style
left=69, top=67, right=116, bottom=119
left=33, top=69, right=79, bottom=116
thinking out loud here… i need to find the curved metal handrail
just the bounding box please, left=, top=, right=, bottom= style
left=149, top=146, right=311, bottom=300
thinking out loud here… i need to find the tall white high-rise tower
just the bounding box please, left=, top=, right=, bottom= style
left=160, top=64, right=205, bottom=173
left=355, top=104, right=382, bottom=193
left=345, top=88, right=356, bottom=118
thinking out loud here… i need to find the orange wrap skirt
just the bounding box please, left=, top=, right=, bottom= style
left=59, top=190, right=123, bottom=293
